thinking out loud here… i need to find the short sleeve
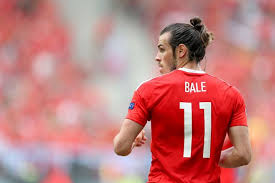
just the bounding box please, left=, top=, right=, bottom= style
left=126, top=89, right=150, bottom=126
left=229, top=89, right=247, bottom=127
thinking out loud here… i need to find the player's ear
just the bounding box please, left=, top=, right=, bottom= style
left=177, top=44, right=187, bottom=58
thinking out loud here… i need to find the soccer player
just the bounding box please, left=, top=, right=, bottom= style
left=113, top=17, right=251, bottom=182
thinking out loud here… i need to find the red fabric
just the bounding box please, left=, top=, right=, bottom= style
left=220, top=168, right=235, bottom=183
left=126, top=69, right=247, bottom=183
left=222, top=136, right=233, bottom=150
left=221, top=137, right=236, bottom=183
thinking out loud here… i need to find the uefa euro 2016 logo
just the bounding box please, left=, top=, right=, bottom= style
left=129, top=102, right=135, bottom=110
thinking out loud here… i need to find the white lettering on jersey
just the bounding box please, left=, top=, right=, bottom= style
left=185, top=82, right=207, bottom=93
left=185, top=82, right=190, bottom=92
left=201, top=82, right=206, bottom=92
left=190, top=83, right=196, bottom=93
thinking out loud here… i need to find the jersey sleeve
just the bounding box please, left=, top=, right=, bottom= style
left=229, top=88, right=247, bottom=127
left=125, top=83, right=152, bottom=126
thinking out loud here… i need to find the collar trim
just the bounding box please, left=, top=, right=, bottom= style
left=178, top=67, right=205, bottom=74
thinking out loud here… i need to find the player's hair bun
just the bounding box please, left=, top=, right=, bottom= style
left=190, top=17, right=203, bottom=33
left=190, top=17, right=214, bottom=48
left=160, top=16, right=214, bottom=62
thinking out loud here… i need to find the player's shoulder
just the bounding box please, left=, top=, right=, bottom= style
left=206, top=74, right=243, bottom=97
left=206, top=74, right=230, bottom=86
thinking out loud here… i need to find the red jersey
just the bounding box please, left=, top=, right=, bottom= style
left=126, top=67, right=247, bottom=183
left=220, top=136, right=236, bottom=183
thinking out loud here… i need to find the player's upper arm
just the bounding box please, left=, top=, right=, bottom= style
left=126, top=81, right=155, bottom=126
left=114, top=80, right=154, bottom=156
left=228, top=88, right=251, bottom=164
left=113, top=119, right=144, bottom=156
left=228, top=126, right=252, bottom=164
left=229, top=88, right=247, bottom=127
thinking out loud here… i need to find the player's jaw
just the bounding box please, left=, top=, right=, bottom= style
left=156, top=32, right=177, bottom=74
left=155, top=55, right=177, bottom=74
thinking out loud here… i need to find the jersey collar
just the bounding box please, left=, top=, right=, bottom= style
left=178, top=67, right=206, bottom=74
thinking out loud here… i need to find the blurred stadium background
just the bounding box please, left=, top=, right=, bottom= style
left=0, top=0, right=274, bottom=182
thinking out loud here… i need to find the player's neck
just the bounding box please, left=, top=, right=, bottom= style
left=177, top=60, right=202, bottom=71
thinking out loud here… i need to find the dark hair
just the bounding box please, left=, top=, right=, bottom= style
left=160, top=17, right=214, bottom=62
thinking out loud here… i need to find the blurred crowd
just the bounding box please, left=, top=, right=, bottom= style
left=0, top=0, right=274, bottom=183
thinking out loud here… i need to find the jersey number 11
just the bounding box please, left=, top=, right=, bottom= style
left=180, top=102, right=212, bottom=158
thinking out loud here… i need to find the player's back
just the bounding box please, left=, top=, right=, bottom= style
left=140, top=68, right=245, bottom=183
